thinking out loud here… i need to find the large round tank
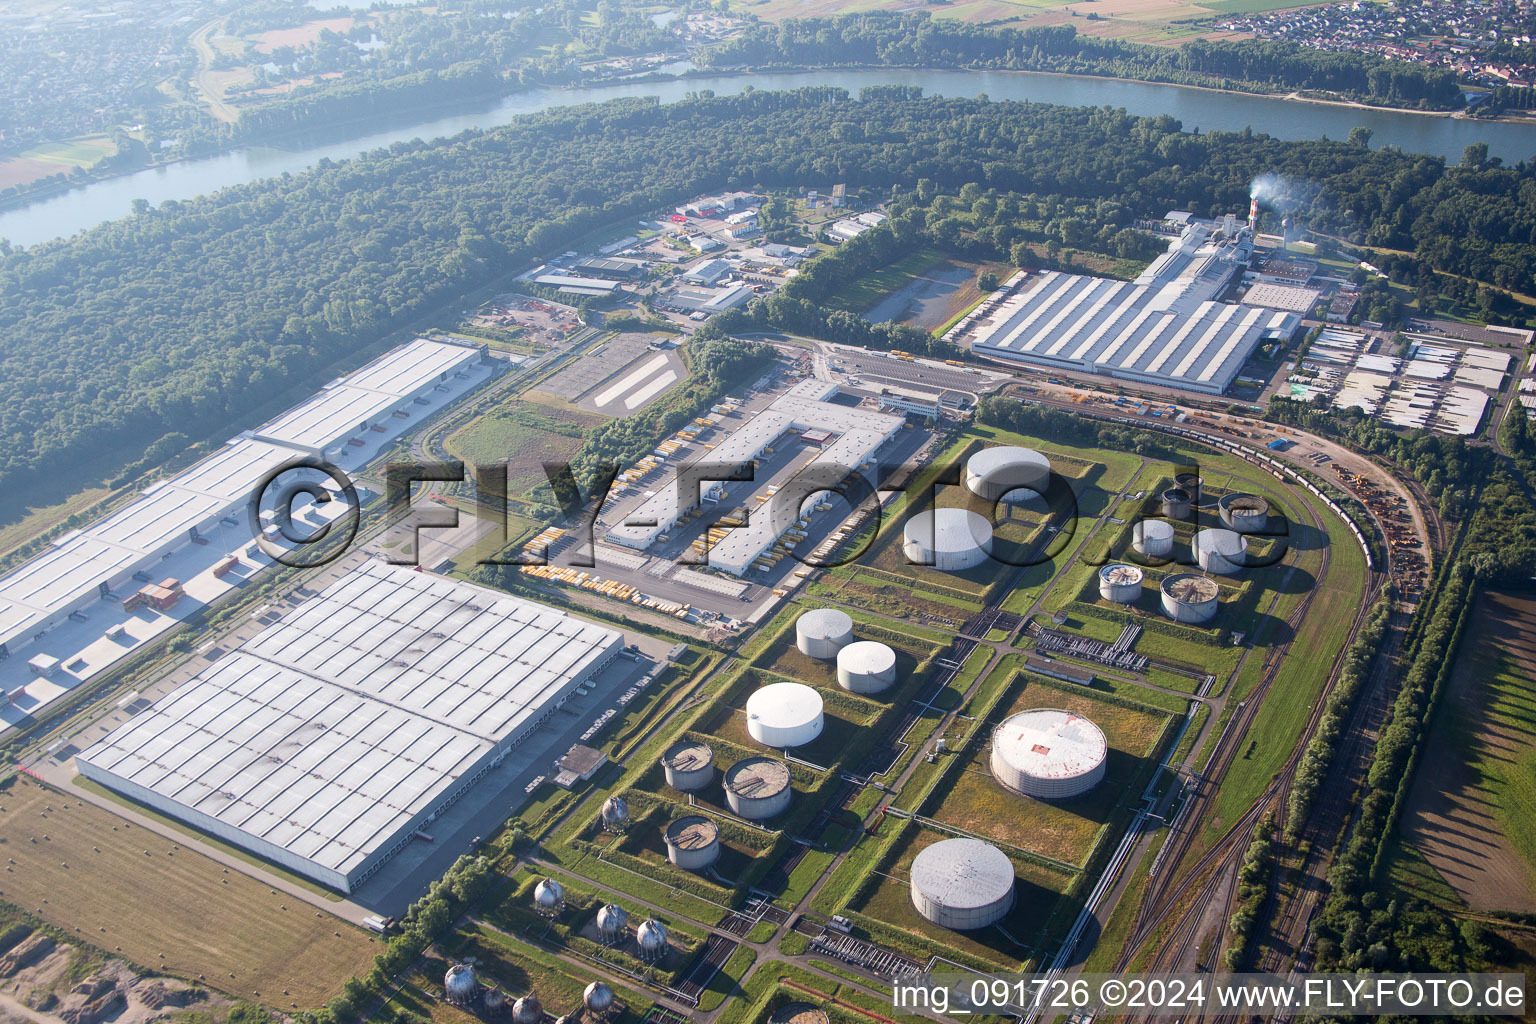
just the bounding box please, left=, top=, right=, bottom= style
left=769, top=1004, right=831, bottom=1024
left=595, top=903, right=628, bottom=942
left=1161, top=486, right=1193, bottom=520
left=836, top=641, right=896, bottom=694
left=583, top=982, right=614, bottom=1015
left=795, top=608, right=853, bottom=659
left=1132, top=520, right=1174, bottom=559
left=1194, top=528, right=1248, bottom=574
left=990, top=709, right=1108, bottom=799
left=965, top=446, right=1051, bottom=502
left=533, top=877, right=564, bottom=914
left=1218, top=493, right=1270, bottom=534
left=903, top=508, right=992, bottom=572
left=599, top=795, right=629, bottom=831
left=1098, top=564, right=1144, bottom=604
left=908, top=837, right=1016, bottom=931
left=746, top=682, right=823, bottom=748
left=511, top=995, right=542, bottom=1024
left=1161, top=573, right=1220, bottom=623
left=663, top=739, right=716, bottom=791
left=663, top=815, right=721, bottom=871
left=725, top=756, right=793, bottom=819
left=635, top=919, right=668, bottom=960
left=444, top=964, right=478, bottom=1004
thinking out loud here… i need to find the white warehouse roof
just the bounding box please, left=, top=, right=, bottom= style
left=76, top=562, right=623, bottom=891
left=971, top=224, right=1298, bottom=394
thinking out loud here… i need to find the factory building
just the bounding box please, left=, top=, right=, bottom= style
left=745, top=681, right=823, bottom=748
left=607, top=381, right=904, bottom=576
left=75, top=562, right=622, bottom=893
left=908, top=837, right=1016, bottom=931
left=903, top=508, right=993, bottom=572
left=990, top=709, right=1108, bottom=799
left=970, top=223, right=1299, bottom=394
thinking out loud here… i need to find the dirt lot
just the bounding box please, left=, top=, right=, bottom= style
left=1400, top=589, right=1536, bottom=913
left=0, top=778, right=377, bottom=1007
left=253, top=17, right=354, bottom=53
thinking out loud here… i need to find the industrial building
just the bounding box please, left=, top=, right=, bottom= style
left=990, top=709, right=1108, bottom=800
left=723, top=755, right=793, bottom=819
left=970, top=223, right=1299, bottom=394
left=75, top=562, right=623, bottom=893
left=745, top=681, right=823, bottom=748
left=836, top=640, right=896, bottom=694
left=908, top=837, right=1016, bottom=931
left=796, top=608, right=853, bottom=659
left=903, top=508, right=993, bottom=572
left=965, top=447, right=1051, bottom=502
left=607, top=380, right=905, bottom=576
left=1161, top=573, right=1220, bottom=623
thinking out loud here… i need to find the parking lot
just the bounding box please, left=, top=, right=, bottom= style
left=537, top=332, right=669, bottom=402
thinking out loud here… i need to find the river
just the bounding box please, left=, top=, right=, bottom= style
left=4, top=66, right=1533, bottom=248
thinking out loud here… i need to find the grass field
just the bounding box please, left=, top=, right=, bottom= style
left=445, top=404, right=605, bottom=503
left=0, top=136, right=116, bottom=190
left=0, top=779, right=375, bottom=1007
left=824, top=245, right=949, bottom=314
left=925, top=676, right=1173, bottom=866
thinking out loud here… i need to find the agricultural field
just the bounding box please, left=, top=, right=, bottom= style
left=1398, top=588, right=1536, bottom=913
left=922, top=674, right=1175, bottom=867
left=0, top=136, right=116, bottom=190
left=444, top=403, right=606, bottom=504
left=0, top=779, right=376, bottom=1007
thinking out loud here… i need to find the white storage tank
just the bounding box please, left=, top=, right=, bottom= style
left=903, top=508, right=992, bottom=572
left=635, top=918, right=668, bottom=961
left=836, top=641, right=896, bottom=694
left=746, top=681, right=823, bottom=748
left=965, top=446, right=1051, bottom=501
left=1218, top=493, right=1271, bottom=534
left=664, top=815, right=721, bottom=871
left=1132, top=520, right=1174, bottom=559
left=796, top=608, right=854, bottom=659
left=990, top=709, right=1108, bottom=799
left=1161, top=486, right=1193, bottom=520
left=724, top=756, right=793, bottom=819
left=511, top=995, right=542, bottom=1024
left=1161, top=573, right=1220, bottom=624
left=908, top=837, right=1016, bottom=931
left=663, top=739, right=715, bottom=791
left=596, top=903, right=628, bottom=942
left=583, top=982, right=614, bottom=1016
left=1098, top=564, right=1144, bottom=604
left=533, top=877, right=564, bottom=915
left=599, top=795, right=629, bottom=831
left=445, top=964, right=478, bottom=1005
left=1195, top=528, right=1248, bottom=574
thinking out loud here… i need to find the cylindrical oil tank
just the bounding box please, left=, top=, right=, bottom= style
left=1097, top=563, right=1144, bottom=604
left=1161, top=486, right=1193, bottom=520
left=1161, top=573, right=1220, bottom=624
left=836, top=641, right=896, bottom=694
left=746, top=682, right=823, bottom=748
left=769, top=1004, right=831, bottom=1024
left=662, top=739, right=715, bottom=791
left=796, top=608, right=854, bottom=659
left=965, top=446, right=1051, bottom=502
left=990, top=709, right=1108, bottom=799
left=664, top=815, right=721, bottom=871
left=724, top=756, right=793, bottom=819
left=1195, top=528, right=1248, bottom=574
left=903, top=508, right=992, bottom=572
left=908, top=837, right=1016, bottom=931
left=1218, top=493, right=1271, bottom=534
left=1132, top=520, right=1174, bottom=559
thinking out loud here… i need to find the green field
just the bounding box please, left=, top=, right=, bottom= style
left=445, top=403, right=605, bottom=503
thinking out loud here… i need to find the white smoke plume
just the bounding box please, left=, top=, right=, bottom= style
left=1248, top=172, right=1319, bottom=214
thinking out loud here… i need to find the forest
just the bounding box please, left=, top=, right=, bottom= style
left=5, top=87, right=1536, bottom=517
left=698, top=13, right=1465, bottom=110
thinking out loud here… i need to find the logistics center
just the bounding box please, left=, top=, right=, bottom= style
left=76, top=562, right=623, bottom=893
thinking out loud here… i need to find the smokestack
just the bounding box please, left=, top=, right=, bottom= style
left=1249, top=197, right=1260, bottom=225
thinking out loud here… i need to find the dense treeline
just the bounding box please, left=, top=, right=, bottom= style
left=699, top=13, right=1464, bottom=110
left=235, top=61, right=503, bottom=137
left=6, top=88, right=1536, bottom=512
left=1224, top=820, right=1274, bottom=970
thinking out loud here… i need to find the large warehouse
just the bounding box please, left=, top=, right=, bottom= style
left=607, top=380, right=904, bottom=576
left=970, top=223, right=1298, bottom=394
left=75, top=562, right=623, bottom=893
left=0, top=339, right=486, bottom=675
